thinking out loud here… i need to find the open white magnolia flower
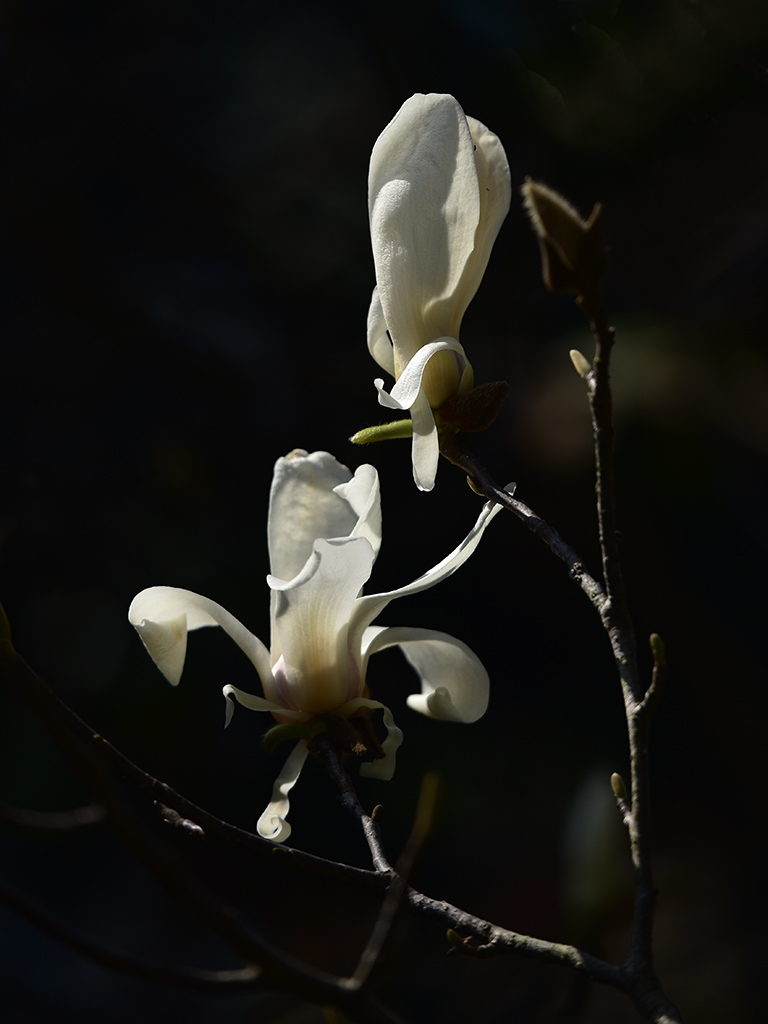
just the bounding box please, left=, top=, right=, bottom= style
left=368, top=92, right=511, bottom=491
left=129, top=450, right=505, bottom=843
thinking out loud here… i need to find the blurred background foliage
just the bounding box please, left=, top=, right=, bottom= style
left=1, top=0, right=766, bottom=1021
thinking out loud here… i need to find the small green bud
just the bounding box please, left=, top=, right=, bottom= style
left=350, top=420, right=413, bottom=445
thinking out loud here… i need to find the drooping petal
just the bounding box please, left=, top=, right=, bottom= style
left=364, top=625, right=489, bottom=723
left=409, top=388, right=440, bottom=492
left=369, top=94, right=482, bottom=367
left=128, top=586, right=273, bottom=688
left=222, top=684, right=310, bottom=727
left=267, top=537, right=376, bottom=714
left=366, top=287, right=395, bottom=376
left=257, top=740, right=309, bottom=843
left=374, top=337, right=467, bottom=412
left=335, top=696, right=404, bottom=782
left=349, top=490, right=510, bottom=644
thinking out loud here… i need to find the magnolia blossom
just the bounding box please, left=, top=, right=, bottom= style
left=368, top=93, right=511, bottom=491
left=129, top=450, right=504, bottom=842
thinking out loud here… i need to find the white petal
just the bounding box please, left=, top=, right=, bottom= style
left=268, top=537, right=375, bottom=714
left=222, top=684, right=309, bottom=727
left=257, top=741, right=309, bottom=843
left=128, top=586, right=273, bottom=688
left=364, top=626, right=489, bottom=723
left=367, top=287, right=395, bottom=377
left=374, top=376, right=406, bottom=411
left=369, top=94, right=481, bottom=365
left=333, top=463, right=382, bottom=560
left=388, top=337, right=467, bottom=410
left=267, top=454, right=382, bottom=669
left=409, top=388, right=439, bottom=492
left=447, top=116, right=512, bottom=326
left=267, top=451, right=356, bottom=585
left=350, top=490, right=510, bottom=640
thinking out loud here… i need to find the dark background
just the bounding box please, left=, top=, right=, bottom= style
left=1, top=1, right=766, bottom=1021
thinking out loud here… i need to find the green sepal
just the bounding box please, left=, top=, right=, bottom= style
left=349, top=419, right=413, bottom=445
left=263, top=721, right=312, bottom=753
left=262, top=715, right=331, bottom=753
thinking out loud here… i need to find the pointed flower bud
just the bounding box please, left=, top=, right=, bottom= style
left=367, top=94, right=511, bottom=490
left=521, top=178, right=606, bottom=297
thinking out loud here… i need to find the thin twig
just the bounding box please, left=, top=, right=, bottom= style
left=0, top=641, right=411, bottom=1024
left=439, top=433, right=607, bottom=615
left=311, top=732, right=392, bottom=873
left=581, top=297, right=640, bottom=702
left=578, top=294, right=663, bottom=985
left=2, top=633, right=682, bottom=1021
left=0, top=644, right=380, bottom=890
left=437, top=294, right=681, bottom=1023
left=351, top=772, right=440, bottom=990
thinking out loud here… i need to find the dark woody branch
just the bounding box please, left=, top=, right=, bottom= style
left=1, top=631, right=679, bottom=1023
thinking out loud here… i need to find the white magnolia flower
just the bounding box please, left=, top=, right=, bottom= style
left=129, top=450, right=504, bottom=843
left=368, top=93, right=511, bottom=491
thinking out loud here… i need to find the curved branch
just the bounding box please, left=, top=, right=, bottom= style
left=439, top=434, right=607, bottom=615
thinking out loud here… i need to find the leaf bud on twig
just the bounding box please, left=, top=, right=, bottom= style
left=610, top=772, right=627, bottom=801
left=521, top=178, right=606, bottom=297
left=649, top=632, right=666, bottom=669
left=569, top=349, right=592, bottom=379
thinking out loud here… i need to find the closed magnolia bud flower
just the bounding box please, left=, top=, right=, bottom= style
left=521, top=178, right=606, bottom=297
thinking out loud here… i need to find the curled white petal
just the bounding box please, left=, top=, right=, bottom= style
left=222, top=684, right=309, bottom=727
left=364, top=626, right=489, bottom=723
left=374, top=376, right=405, bottom=411
left=128, top=586, right=273, bottom=688
left=389, top=338, right=467, bottom=409
left=350, top=489, right=511, bottom=642
left=374, top=338, right=467, bottom=413
left=257, top=741, right=309, bottom=843
left=333, top=463, right=382, bottom=559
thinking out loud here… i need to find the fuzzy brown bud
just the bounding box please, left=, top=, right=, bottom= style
left=521, top=178, right=606, bottom=297
left=435, top=381, right=510, bottom=434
